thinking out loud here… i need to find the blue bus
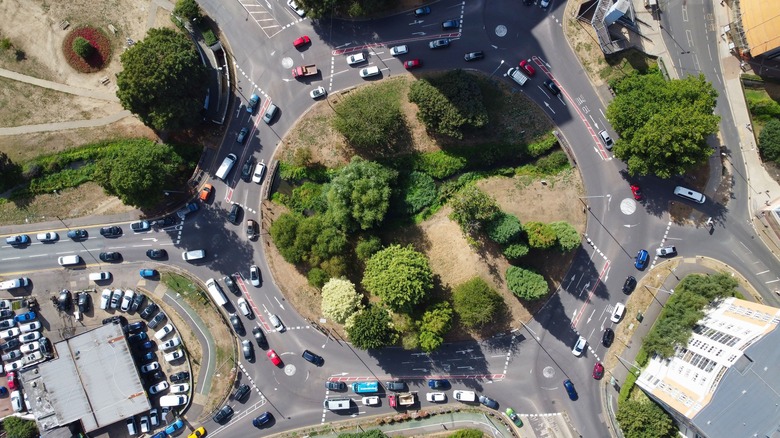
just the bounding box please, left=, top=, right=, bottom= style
left=352, top=381, right=379, bottom=394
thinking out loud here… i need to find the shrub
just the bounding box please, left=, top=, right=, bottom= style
left=412, top=151, right=467, bottom=179
left=173, top=0, right=203, bottom=22
left=307, top=268, right=329, bottom=288
left=347, top=305, right=398, bottom=349
left=356, top=236, right=383, bottom=261
left=758, top=119, right=780, bottom=162
left=536, top=151, right=569, bottom=173
left=417, top=302, right=453, bottom=352
left=549, top=221, right=580, bottom=251
left=524, top=221, right=558, bottom=249
left=71, top=37, right=94, bottom=58
left=333, top=81, right=405, bottom=153
left=526, top=133, right=558, bottom=157
left=400, top=172, right=437, bottom=214
left=320, top=255, right=347, bottom=278
left=485, top=212, right=523, bottom=245
left=453, top=277, right=504, bottom=329
left=3, top=417, right=38, bottom=438
left=362, top=245, right=433, bottom=313
left=289, top=182, right=328, bottom=214
left=503, top=242, right=529, bottom=259
left=506, top=266, right=548, bottom=300
left=448, top=185, right=500, bottom=235
left=62, top=26, right=111, bottom=73
left=0, top=37, right=11, bottom=50
left=408, top=71, right=488, bottom=139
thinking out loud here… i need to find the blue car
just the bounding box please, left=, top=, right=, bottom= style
left=441, top=19, right=459, bottom=30
left=634, top=249, right=649, bottom=270
left=253, top=411, right=272, bottom=427
left=414, top=6, right=430, bottom=16
left=14, top=312, right=35, bottom=323
left=428, top=379, right=448, bottom=389
left=150, top=432, right=166, bottom=438
left=164, top=418, right=184, bottom=435
left=139, top=269, right=158, bottom=278
left=129, top=332, right=148, bottom=343
left=563, top=379, right=578, bottom=400
left=138, top=341, right=154, bottom=351
left=141, top=351, right=155, bottom=362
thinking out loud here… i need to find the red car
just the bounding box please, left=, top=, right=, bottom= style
left=293, top=36, right=311, bottom=48
left=267, top=349, right=282, bottom=366
left=404, top=59, right=422, bottom=70
left=592, top=362, right=604, bottom=380
left=6, top=371, right=16, bottom=390
left=630, top=185, right=643, bottom=201
left=519, top=59, right=535, bottom=76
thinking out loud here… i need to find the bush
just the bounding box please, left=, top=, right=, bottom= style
left=453, top=277, right=504, bottom=329
left=173, top=0, right=203, bottom=21
left=347, top=305, right=398, bottom=349
left=526, top=133, right=558, bottom=157
left=279, top=161, right=330, bottom=182
left=362, top=245, right=433, bottom=313
left=417, top=302, right=453, bottom=352
left=307, top=268, right=329, bottom=288
left=506, top=266, right=548, bottom=300
left=289, top=182, right=328, bottom=214
left=333, top=81, right=405, bottom=153
left=411, top=151, right=468, bottom=179
left=449, top=430, right=484, bottom=438
left=503, top=242, right=529, bottom=259
left=356, top=236, right=383, bottom=261
left=448, top=185, right=500, bottom=235
left=71, top=37, right=94, bottom=58
left=758, top=118, right=780, bottom=162
left=62, top=26, right=111, bottom=73
left=320, top=255, right=348, bottom=278
left=400, top=171, right=437, bottom=214
left=535, top=151, right=569, bottom=173
left=549, top=221, right=580, bottom=251
left=408, top=70, right=488, bottom=139
left=485, top=212, right=523, bottom=245
left=523, top=221, right=558, bottom=249
left=0, top=37, right=11, bottom=50
left=3, top=417, right=38, bottom=438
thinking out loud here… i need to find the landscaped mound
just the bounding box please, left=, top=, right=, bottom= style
left=62, top=26, right=112, bottom=73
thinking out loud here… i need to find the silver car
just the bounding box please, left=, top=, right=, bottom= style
left=263, top=104, right=278, bottom=124
left=269, top=314, right=285, bottom=332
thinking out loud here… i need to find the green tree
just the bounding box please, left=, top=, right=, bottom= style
left=92, top=140, right=185, bottom=208
left=332, top=81, right=405, bottom=152
left=549, top=221, right=580, bottom=251
left=270, top=213, right=305, bottom=263
left=0, top=151, right=22, bottom=192
left=116, top=28, right=208, bottom=131
left=453, top=277, right=504, bottom=329
left=616, top=399, right=677, bottom=438
left=607, top=71, right=719, bottom=178
left=417, top=302, right=453, bottom=352
left=523, top=221, right=557, bottom=249
left=3, top=417, right=38, bottom=438
left=326, top=157, right=397, bottom=230
left=356, top=236, right=383, bottom=261
left=72, top=37, right=94, bottom=58
left=347, top=305, right=398, bottom=349
left=399, top=171, right=437, bottom=215
left=320, top=255, right=348, bottom=278
left=362, top=245, right=433, bottom=313
left=173, top=0, right=203, bottom=22
left=485, top=212, right=523, bottom=245
left=321, top=278, right=363, bottom=324
left=448, top=185, right=500, bottom=235
left=408, top=70, right=488, bottom=139
left=307, top=268, right=329, bottom=288
left=506, top=266, right=548, bottom=300
left=758, top=118, right=780, bottom=162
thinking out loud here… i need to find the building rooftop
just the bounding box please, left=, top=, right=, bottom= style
left=636, top=297, right=780, bottom=438
left=740, top=0, right=780, bottom=56
left=20, top=323, right=149, bottom=432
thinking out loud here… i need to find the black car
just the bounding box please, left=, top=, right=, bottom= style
left=57, top=289, right=72, bottom=311
left=146, top=249, right=167, bottom=259
left=144, top=370, right=165, bottom=384
left=67, top=229, right=88, bottom=240
left=77, top=292, right=90, bottom=313
left=130, top=293, right=146, bottom=313
left=1, top=339, right=20, bottom=352
left=126, top=321, right=146, bottom=334
left=302, top=349, right=324, bottom=366
left=441, top=19, right=459, bottom=30
left=148, top=311, right=167, bottom=329
left=325, top=381, right=346, bottom=391
left=102, top=315, right=128, bottom=326
left=230, top=313, right=245, bottom=335
left=233, top=384, right=250, bottom=401
left=602, top=328, right=615, bottom=347
left=140, top=303, right=159, bottom=320
left=159, top=215, right=178, bottom=227
left=99, top=252, right=122, bottom=262
left=99, top=226, right=122, bottom=237
left=253, top=412, right=272, bottom=428
left=252, top=326, right=267, bottom=348
left=241, top=158, right=254, bottom=181
left=242, top=339, right=254, bottom=360
left=464, top=51, right=484, bottom=61
left=227, top=204, right=242, bottom=225
left=544, top=79, right=560, bottom=96
left=622, top=276, right=637, bottom=294
left=479, top=395, right=499, bottom=409
left=170, top=371, right=190, bottom=383
left=224, top=275, right=240, bottom=295
left=213, top=405, right=234, bottom=423
left=386, top=381, right=405, bottom=392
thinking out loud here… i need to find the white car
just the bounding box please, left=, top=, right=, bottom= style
left=252, top=161, right=267, bottom=183
left=359, top=66, right=380, bottom=78
left=20, top=341, right=40, bottom=354
left=110, top=289, right=122, bottom=309
left=1, top=327, right=21, bottom=339
left=0, top=300, right=10, bottom=310
left=4, top=359, right=22, bottom=373
left=139, top=415, right=150, bottom=434
left=100, top=289, right=111, bottom=310
left=22, top=351, right=42, bottom=365
left=572, top=336, right=587, bottom=356
left=0, top=318, right=16, bottom=329
left=269, top=314, right=285, bottom=332
left=426, top=392, right=447, bottom=402
left=154, top=323, right=174, bottom=340
left=656, top=246, right=677, bottom=257
left=540, top=0, right=550, bottom=7
left=164, top=348, right=185, bottom=363
left=19, top=321, right=41, bottom=333
left=36, top=232, right=58, bottom=242
left=170, top=383, right=190, bottom=394
left=310, top=86, right=327, bottom=99
left=361, top=396, right=379, bottom=406
left=161, top=336, right=181, bottom=351
left=250, top=265, right=261, bottom=287
left=19, top=331, right=41, bottom=343
left=140, top=361, right=160, bottom=373
left=347, top=53, right=366, bottom=65
left=287, top=0, right=305, bottom=16
left=237, top=298, right=253, bottom=318
left=149, top=381, right=169, bottom=395
left=120, top=289, right=135, bottom=312
left=10, top=390, right=22, bottom=412
left=611, top=303, right=626, bottom=323
left=390, top=45, right=408, bottom=56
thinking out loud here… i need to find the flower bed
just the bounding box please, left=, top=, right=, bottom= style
left=62, top=26, right=112, bottom=73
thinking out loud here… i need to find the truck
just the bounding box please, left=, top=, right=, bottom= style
left=389, top=392, right=415, bottom=408
left=351, top=381, right=379, bottom=394
left=292, top=64, right=318, bottom=78
left=507, top=67, right=529, bottom=86
left=453, top=390, right=476, bottom=402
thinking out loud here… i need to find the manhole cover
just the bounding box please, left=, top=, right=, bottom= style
left=281, top=57, right=294, bottom=69
left=620, top=198, right=637, bottom=215
left=495, top=25, right=507, bottom=37
left=284, top=364, right=296, bottom=376
left=543, top=366, right=556, bottom=378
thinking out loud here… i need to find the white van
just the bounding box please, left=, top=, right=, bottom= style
left=58, top=255, right=81, bottom=266
left=182, top=249, right=205, bottom=261
left=215, top=153, right=237, bottom=181
left=674, top=186, right=706, bottom=204
left=453, top=390, right=476, bottom=402
left=88, top=272, right=111, bottom=282
left=323, top=397, right=351, bottom=411
left=159, top=394, right=188, bottom=407
left=205, top=278, right=228, bottom=307
left=0, top=278, right=29, bottom=290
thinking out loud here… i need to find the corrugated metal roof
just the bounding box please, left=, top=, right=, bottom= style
left=20, top=323, right=149, bottom=432
left=741, top=0, right=780, bottom=56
